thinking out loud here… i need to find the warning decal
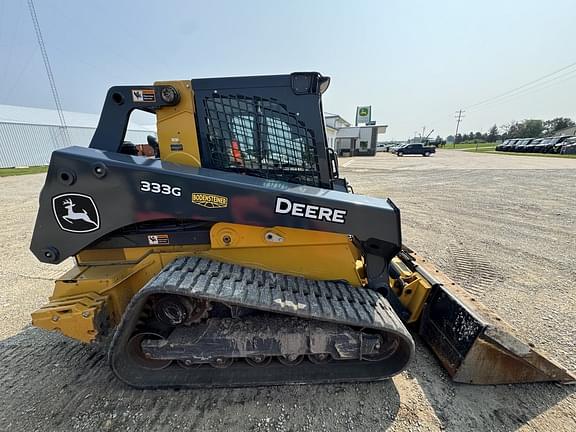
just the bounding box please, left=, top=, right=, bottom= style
left=147, top=234, right=169, bottom=245
left=132, top=89, right=156, bottom=103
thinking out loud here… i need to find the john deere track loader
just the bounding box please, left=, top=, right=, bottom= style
left=30, top=73, right=574, bottom=388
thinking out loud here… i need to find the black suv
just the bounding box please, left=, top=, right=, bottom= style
left=496, top=139, right=510, bottom=151
left=500, top=138, right=519, bottom=151
left=551, top=136, right=573, bottom=153
left=513, top=138, right=533, bottom=152
left=523, top=138, right=542, bottom=153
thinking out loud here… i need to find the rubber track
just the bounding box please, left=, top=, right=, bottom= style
left=109, top=257, right=414, bottom=388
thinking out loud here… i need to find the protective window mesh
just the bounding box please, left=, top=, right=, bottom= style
left=201, top=94, right=321, bottom=187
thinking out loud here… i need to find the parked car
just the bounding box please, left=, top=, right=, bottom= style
left=560, top=137, right=576, bottom=154
left=533, top=137, right=554, bottom=153
left=505, top=138, right=521, bottom=151
left=497, top=136, right=574, bottom=154
left=390, top=144, right=407, bottom=154
left=513, top=138, right=534, bottom=152
left=376, top=142, right=399, bottom=152
left=495, top=139, right=510, bottom=151
left=376, top=143, right=387, bottom=152
left=501, top=138, right=519, bottom=151
left=530, top=136, right=568, bottom=153
left=395, top=143, right=435, bottom=157
left=523, top=138, right=542, bottom=153
left=551, top=136, right=573, bottom=153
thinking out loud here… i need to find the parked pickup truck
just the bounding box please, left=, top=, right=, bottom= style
left=392, top=143, right=435, bottom=157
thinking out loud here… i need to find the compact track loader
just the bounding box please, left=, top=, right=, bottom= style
left=30, top=73, right=574, bottom=388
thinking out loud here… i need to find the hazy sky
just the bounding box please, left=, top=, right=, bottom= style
left=1, top=0, right=575, bottom=140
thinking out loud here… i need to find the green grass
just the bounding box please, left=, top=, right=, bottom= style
left=0, top=166, right=48, bottom=177
left=461, top=145, right=497, bottom=153
left=444, top=141, right=496, bottom=150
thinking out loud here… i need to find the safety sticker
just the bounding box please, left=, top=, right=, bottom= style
left=132, top=89, right=156, bottom=103
left=148, top=234, right=169, bottom=245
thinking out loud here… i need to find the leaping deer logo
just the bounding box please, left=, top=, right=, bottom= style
left=61, top=198, right=98, bottom=226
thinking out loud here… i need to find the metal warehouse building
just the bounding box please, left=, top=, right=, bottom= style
left=0, top=104, right=155, bottom=168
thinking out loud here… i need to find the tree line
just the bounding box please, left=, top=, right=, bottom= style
left=446, top=117, right=575, bottom=143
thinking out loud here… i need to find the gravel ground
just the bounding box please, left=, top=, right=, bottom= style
left=0, top=149, right=574, bottom=431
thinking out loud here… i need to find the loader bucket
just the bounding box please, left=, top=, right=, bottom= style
left=403, top=249, right=575, bottom=385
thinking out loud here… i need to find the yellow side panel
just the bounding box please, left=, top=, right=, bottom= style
left=204, top=223, right=364, bottom=286
left=76, top=224, right=365, bottom=286
left=154, top=80, right=201, bottom=167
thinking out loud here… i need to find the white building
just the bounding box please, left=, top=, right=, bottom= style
left=554, top=125, right=576, bottom=137
left=324, top=113, right=351, bottom=149
left=0, top=104, right=155, bottom=168
left=334, top=125, right=388, bottom=156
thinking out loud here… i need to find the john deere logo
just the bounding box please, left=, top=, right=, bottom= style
left=191, top=193, right=228, bottom=208
left=52, top=193, right=100, bottom=233
left=358, top=107, right=369, bottom=116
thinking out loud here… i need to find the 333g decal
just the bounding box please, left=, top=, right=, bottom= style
left=139, top=180, right=182, bottom=197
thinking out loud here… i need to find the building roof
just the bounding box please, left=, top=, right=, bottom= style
left=0, top=104, right=155, bottom=131
left=554, top=125, right=576, bottom=137
left=323, top=112, right=351, bottom=127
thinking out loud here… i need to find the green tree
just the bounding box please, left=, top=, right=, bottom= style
left=504, top=122, right=521, bottom=139
left=487, top=124, right=499, bottom=142
left=519, top=119, right=544, bottom=138
left=543, top=117, right=575, bottom=135
left=502, top=120, right=543, bottom=138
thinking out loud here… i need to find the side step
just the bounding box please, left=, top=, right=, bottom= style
left=109, top=257, right=415, bottom=388
left=401, top=247, right=576, bottom=385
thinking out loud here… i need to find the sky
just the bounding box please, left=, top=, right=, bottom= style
left=1, top=0, right=575, bottom=140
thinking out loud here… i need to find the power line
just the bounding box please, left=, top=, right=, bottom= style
left=27, top=0, right=71, bottom=147
left=467, top=67, right=576, bottom=113
left=465, top=61, right=576, bottom=110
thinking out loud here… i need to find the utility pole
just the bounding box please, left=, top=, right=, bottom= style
left=454, top=110, right=465, bottom=148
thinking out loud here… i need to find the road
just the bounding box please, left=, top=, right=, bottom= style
left=0, top=149, right=574, bottom=431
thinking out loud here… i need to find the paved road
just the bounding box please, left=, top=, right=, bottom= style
left=0, top=150, right=574, bottom=431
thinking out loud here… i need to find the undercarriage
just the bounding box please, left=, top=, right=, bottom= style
left=110, top=257, right=413, bottom=388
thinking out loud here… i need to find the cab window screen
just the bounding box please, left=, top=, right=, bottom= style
left=202, top=94, right=321, bottom=187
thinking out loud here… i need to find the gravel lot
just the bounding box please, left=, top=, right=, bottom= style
left=0, top=149, right=574, bottom=431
